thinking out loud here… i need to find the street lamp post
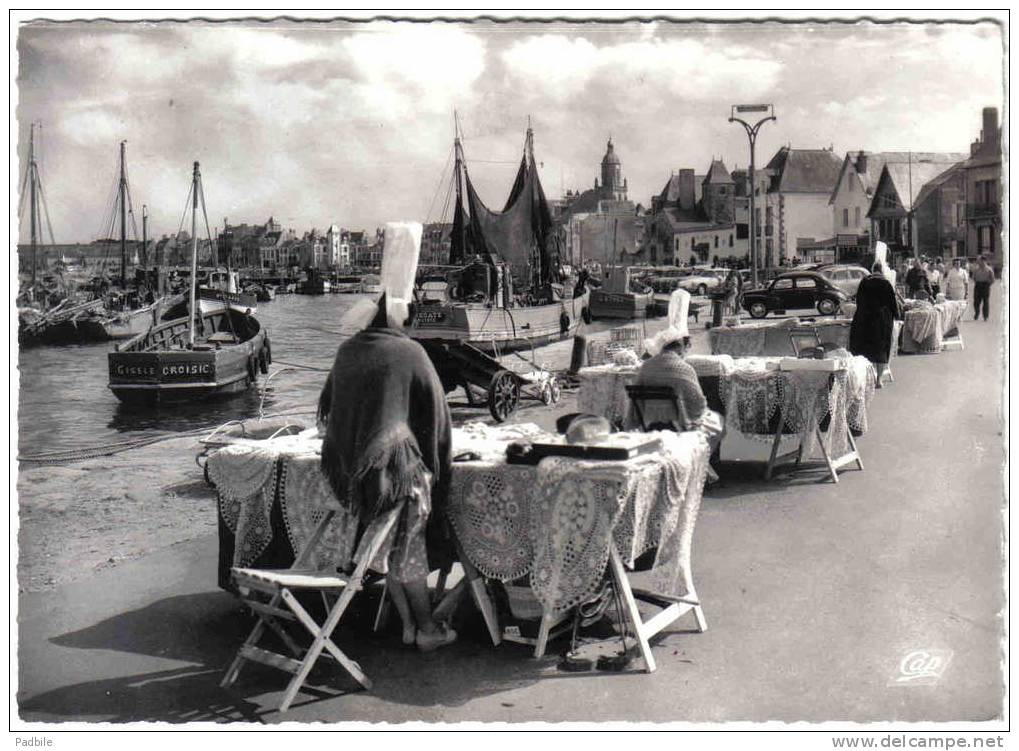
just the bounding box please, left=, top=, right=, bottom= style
left=729, top=104, right=776, bottom=288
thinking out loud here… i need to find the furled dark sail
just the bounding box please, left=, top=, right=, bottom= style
left=455, top=143, right=562, bottom=288
left=449, top=194, right=467, bottom=267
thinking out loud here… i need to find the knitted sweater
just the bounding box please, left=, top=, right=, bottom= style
left=630, top=351, right=708, bottom=430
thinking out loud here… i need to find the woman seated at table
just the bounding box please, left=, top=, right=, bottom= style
left=629, top=288, right=724, bottom=454
left=318, top=247, right=457, bottom=652
left=849, top=261, right=901, bottom=388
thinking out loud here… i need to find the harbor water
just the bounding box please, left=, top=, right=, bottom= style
left=17, top=294, right=365, bottom=456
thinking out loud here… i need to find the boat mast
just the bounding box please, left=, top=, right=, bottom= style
left=29, top=123, right=38, bottom=287
left=141, top=204, right=148, bottom=268
left=119, top=141, right=127, bottom=287
left=188, top=162, right=200, bottom=348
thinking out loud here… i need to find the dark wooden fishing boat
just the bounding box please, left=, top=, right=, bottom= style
left=108, top=162, right=269, bottom=404
left=409, top=121, right=591, bottom=353
left=108, top=307, right=269, bottom=404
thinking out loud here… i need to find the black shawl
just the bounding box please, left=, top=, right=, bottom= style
left=849, top=274, right=901, bottom=365
left=318, top=326, right=452, bottom=518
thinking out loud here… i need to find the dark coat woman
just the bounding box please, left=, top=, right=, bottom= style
left=317, top=295, right=457, bottom=650
left=849, top=266, right=901, bottom=384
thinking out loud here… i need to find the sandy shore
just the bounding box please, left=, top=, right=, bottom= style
left=17, top=314, right=694, bottom=593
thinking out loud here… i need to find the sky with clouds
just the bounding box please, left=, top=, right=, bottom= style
left=16, top=18, right=1004, bottom=243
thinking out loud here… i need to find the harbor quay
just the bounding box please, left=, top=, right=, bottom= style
left=16, top=289, right=1004, bottom=723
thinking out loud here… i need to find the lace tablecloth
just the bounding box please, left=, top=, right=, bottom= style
left=900, top=300, right=967, bottom=354
left=208, top=435, right=361, bottom=579
left=577, top=354, right=876, bottom=444
left=446, top=429, right=710, bottom=615
left=209, top=424, right=711, bottom=617
left=708, top=319, right=853, bottom=357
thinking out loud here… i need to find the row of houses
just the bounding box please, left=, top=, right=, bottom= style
left=545, top=106, right=1001, bottom=270
left=216, top=218, right=382, bottom=271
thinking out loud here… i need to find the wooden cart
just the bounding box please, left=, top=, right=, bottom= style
left=419, top=339, right=561, bottom=423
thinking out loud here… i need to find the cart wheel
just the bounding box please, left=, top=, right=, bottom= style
left=540, top=382, right=553, bottom=405
left=488, top=370, right=520, bottom=423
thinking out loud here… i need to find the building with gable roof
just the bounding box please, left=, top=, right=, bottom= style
left=759, top=146, right=842, bottom=265
left=913, top=163, right=968, bottom=259
left=645, top=158, right=744, bottom=266
left=866, top=153, right=967, bottom=257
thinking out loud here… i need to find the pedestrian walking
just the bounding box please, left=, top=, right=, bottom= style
left=970, top=255, right=995, bottom=321
left=945, top=258, right=969, bottom=301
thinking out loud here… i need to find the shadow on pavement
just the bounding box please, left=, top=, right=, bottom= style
left=23, top=588, right=543, bottom=723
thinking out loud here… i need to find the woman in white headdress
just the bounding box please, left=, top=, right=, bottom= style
left=631, top=288, right=723, bottom=458
left=318, top=223, right=457, bottom=652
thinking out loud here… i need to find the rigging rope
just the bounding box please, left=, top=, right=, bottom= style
left=424, top=145, right=454, bottom=226
left=34, top=167, right=58, bottom=246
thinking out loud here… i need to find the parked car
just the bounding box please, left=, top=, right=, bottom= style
left=677, top=270, right=722, bottom=296
left=740, top=271, right=849, bottom=319
left=817, top=264, right=869, bottom=298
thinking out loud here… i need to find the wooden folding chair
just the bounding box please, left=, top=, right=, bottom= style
left=625, top=384, right=692, bottom=433
left=221, top=505, right=401, bottom=713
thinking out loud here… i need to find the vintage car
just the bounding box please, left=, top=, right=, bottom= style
left=741, top=271, right=849, bottom=319
left=677, top=269, right=723, bottom=296
left=817, top=264, right=870, bottom=298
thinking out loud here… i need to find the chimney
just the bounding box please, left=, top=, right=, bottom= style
left=678, top=169, right=696, bottom=211
left=855, top=151, right=868, bottom=175
left=981, top=107, right=999, bottom=147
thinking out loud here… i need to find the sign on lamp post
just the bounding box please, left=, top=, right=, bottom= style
left=729, top=104, right=776, bottom=288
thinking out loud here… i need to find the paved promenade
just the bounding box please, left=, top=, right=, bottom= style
left=17, top=292, right=1006, bottom=723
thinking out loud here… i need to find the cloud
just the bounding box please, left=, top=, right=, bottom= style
left=501, top=35, right=784, bottom=105
left=14, top=21, right=1004, bottom=242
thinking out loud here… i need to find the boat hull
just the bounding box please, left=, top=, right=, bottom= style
left=162, top=288, right=258, bottom=320
left=104, top=297, right=183, bottom=340
left=108, top=311, right=268, bottom=404
left=589, top=290, right=653, bottom=320
left=409, top=289, right=592, bottom=353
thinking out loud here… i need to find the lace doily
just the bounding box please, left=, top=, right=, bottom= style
left=217, top=459, right=279, bottom=568
left=445, top=433, right=711, bottom=616
left=529, top=459, right=629, bottom=615
left=446, top=465, right=537, bottom=582
left=280, top=454, right=359, bottom=571
left=207, top=443, right=278, bottom=501
left=709, top=319, right=853, bottom=357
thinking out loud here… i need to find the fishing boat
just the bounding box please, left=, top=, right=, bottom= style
left=298, top=268, right=330, bottom=294
left=589, top=265, right=654, bottom=319
left=162, top=268, right=257, bottom=319
left=408, top=121, right=591, bottom=353
left=333, top=274, right=363, bottom=293
left=243, top=282, right=276, bottom=302
left=360, top=273, right=382, bottom=294
left=20, top=140, right=185, bottom=345
left=108, top=162, right=269, bottom=404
